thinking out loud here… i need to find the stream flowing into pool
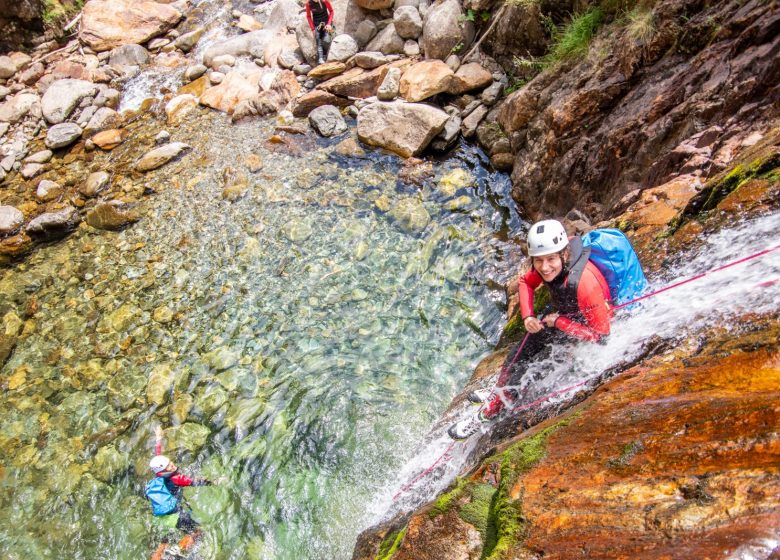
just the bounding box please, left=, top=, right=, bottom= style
left=0, top=110, right=524, bottom=559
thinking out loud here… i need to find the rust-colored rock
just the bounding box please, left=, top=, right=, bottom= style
left=79, top=0, right=183, bottom=52
left=308, top=62, right=347, bottom=80
left=448, top=63, right=493, bottom=96
left=399, top=60, right=454, bottom=102
left=92, top=129, right=126, bottom=150
left=290, top=90, right=351, bottom=118
left=318, top=60, right=412, bottom=99
left=177, top=76, right=209, bottom=98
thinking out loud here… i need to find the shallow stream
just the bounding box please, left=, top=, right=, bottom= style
left=0, top=110, right=523, bottom=559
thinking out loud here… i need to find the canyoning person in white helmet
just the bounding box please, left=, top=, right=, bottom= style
left=449, top=219, right=614, bottom=439
left=146, top=426, right=212, bottom=559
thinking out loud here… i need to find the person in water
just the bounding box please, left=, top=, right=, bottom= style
left=305, top=0, right=335, bottom=64
left=448, top=219, right=613, bottom=439
left=147, top=427, right=212, bottom=558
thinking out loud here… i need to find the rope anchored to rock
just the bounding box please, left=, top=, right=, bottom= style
left=391, top=243, right=780, bottom=502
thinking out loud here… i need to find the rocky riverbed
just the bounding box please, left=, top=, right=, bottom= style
left=1, top=0, right=779, bottom=559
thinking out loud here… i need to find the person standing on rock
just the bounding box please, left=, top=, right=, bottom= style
left=306, top=0, right=335, bottom=64
left=146, top=426, right=212, bottom=558
left=448, top=219, right=614, bottom=439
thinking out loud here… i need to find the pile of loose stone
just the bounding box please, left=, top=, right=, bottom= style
left=0, top=0, right=515, bottom=260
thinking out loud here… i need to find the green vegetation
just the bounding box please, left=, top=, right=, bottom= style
left=460, top=8, right=492, bottom=23
left=548, top=8, right=605, bottom=61
left=607, top=440, right=644, bottom=468
left=428, top=415, right=579, bottom=558
left=626, top=5, right=656, bottom=45
left=375, top=527, right=407, bottom=560
left=43, top=0, right=83, bottom=25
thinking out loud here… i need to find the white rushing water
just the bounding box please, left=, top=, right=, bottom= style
left=375, top=210, right=780, bottom=519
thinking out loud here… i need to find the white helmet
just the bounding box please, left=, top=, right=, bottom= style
left=149, top=455, right=171, bottom=474
left=527, top=219, right=569, bottom=257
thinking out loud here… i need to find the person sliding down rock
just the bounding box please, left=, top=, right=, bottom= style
left=448, top=219, right=613, bottom=439
left=306, top=0, right=334, bottom=64
left=146, top=426, right=212, bottom=559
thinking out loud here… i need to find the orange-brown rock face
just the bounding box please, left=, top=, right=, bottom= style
left=521, top=341, right=780, bottom=558
left=354, top=323, right=780, bottom=560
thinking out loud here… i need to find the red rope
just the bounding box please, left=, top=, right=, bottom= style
left=390, top=243, right=780, bottom=501
left=612, top=243, right=780, bottom=310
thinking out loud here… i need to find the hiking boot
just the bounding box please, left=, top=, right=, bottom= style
left=447, top=410, right=489, bottom=440
left=466, top=388, right=492, bottom=404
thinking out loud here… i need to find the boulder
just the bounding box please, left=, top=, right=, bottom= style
left=291, top=89, right=352, bottom=117
left=394, top=6, right=423, bottom=40
left=36, top=180, right=63, bottom=202
left=25, top=207, right=80, bottom=239
left=404, top=39, right=421, bottom=56
left=422, top=0, right=463, bottom=60
left=309, top=105, right=348, bottom=137
left=202, top=30, right=274, bottom=67
left=308, top=62, right=347, bottom=80
left=357, top=0, right=393, bottom=9
left=294, top=18, right=319, bottom=65
left=319, top=60, right=410, bottom=99
left=108, top=44, right=150, bottom=67
left=448, top=63, right=493, bottom=95
left=0, top=206, right=24, bottom=235
left=357, top=100, right=449, bottom=157
left=389, top=197, right=430, bottom=232
left=136, top=142, right=191, bottom=172
left=430, top=113, right=461, bottom=151
left=18, top=62, right=45, bottom=85
left=80, top=171, right=110, bottom=198
left=231, top=69, right=301, bottom=121
left=377, top=67, right=401, bottom=101
left=365, top=23, right=404, bottom=55
left=0, top=56, right=18, bottom=80
left=277, top=49, right=304, bottom=69
left=92, top=129, right=126, bottom=150
left=327, top=34, right=359, bottom=63
left=399, top=60, right=454, bottom=102
left=45, top=123, right=84, bottom=149
left=86, top=202, right=139, bottom=230
left=84, top=107, right=122, bottom=136
left=174, top=28, right=205, bottom=53
left=165, top=94, right=199, bottom=124
left=354, top=20, right=378, bottom=48
left=80, top=0, right=184, bottom=52
left=263, top=0, right=303, bottom=32
left=480, top=80, right=503, bottom=106
left=354, top=51, right=388, bottom=69
left=237, top=14, right=263, bottom=32
left=200, top=71, right=261, bottom=114
left=41, top=79, right=98, bottom=124
left=461, top=103, right=488, bottom=137
left=0, top=93, right=40, bottom=124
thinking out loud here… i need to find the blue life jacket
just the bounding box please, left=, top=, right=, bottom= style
left=581, top=229, right=647, bottom=305
left=146, top=477, right=178, bottom=516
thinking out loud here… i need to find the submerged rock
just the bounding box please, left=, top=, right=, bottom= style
left=25, top=207, right=80, bottom=239
left=86, top=202, right=139, bottom=230
left=309, top=105, right=348, bottom=137
left=136, top=142, right=191, bottom=172
left=389, top=197, right=430, bottom=232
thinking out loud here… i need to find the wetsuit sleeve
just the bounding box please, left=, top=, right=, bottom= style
left=305, top=2, right=314, bottom=30
left=325, top=0, right=334, bottom=25
left=518, top=269, right=543, bottom=320
left=170, top=473, right=195, bottom=487
left=555, top=265, right=612, bottom=341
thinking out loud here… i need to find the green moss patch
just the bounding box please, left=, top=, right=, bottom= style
left=502, top=285, right=551, bottom=341
left=375, top=527, right=407, bottom=560
left=429, top=477, right=468, bottom=519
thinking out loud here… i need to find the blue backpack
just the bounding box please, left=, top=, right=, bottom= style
left=582, top=229, right=647, bottom=305
left=145, top=477, right=178, bottom=516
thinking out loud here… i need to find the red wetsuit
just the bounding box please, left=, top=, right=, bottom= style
left=518, top=260, right=612, bottom=342
left=306, top=0, right=334, bottom=30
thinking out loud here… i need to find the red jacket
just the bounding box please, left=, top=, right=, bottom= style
left=518, top=261, right=612, bottom=342
left=306, top=0, right=334, bottom=30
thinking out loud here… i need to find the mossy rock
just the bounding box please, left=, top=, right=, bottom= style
left=183, top=485, right=233, bottom=525
left=92, top=444, right=131, bottom=482
left=389, top=197, right=430, bottom=233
